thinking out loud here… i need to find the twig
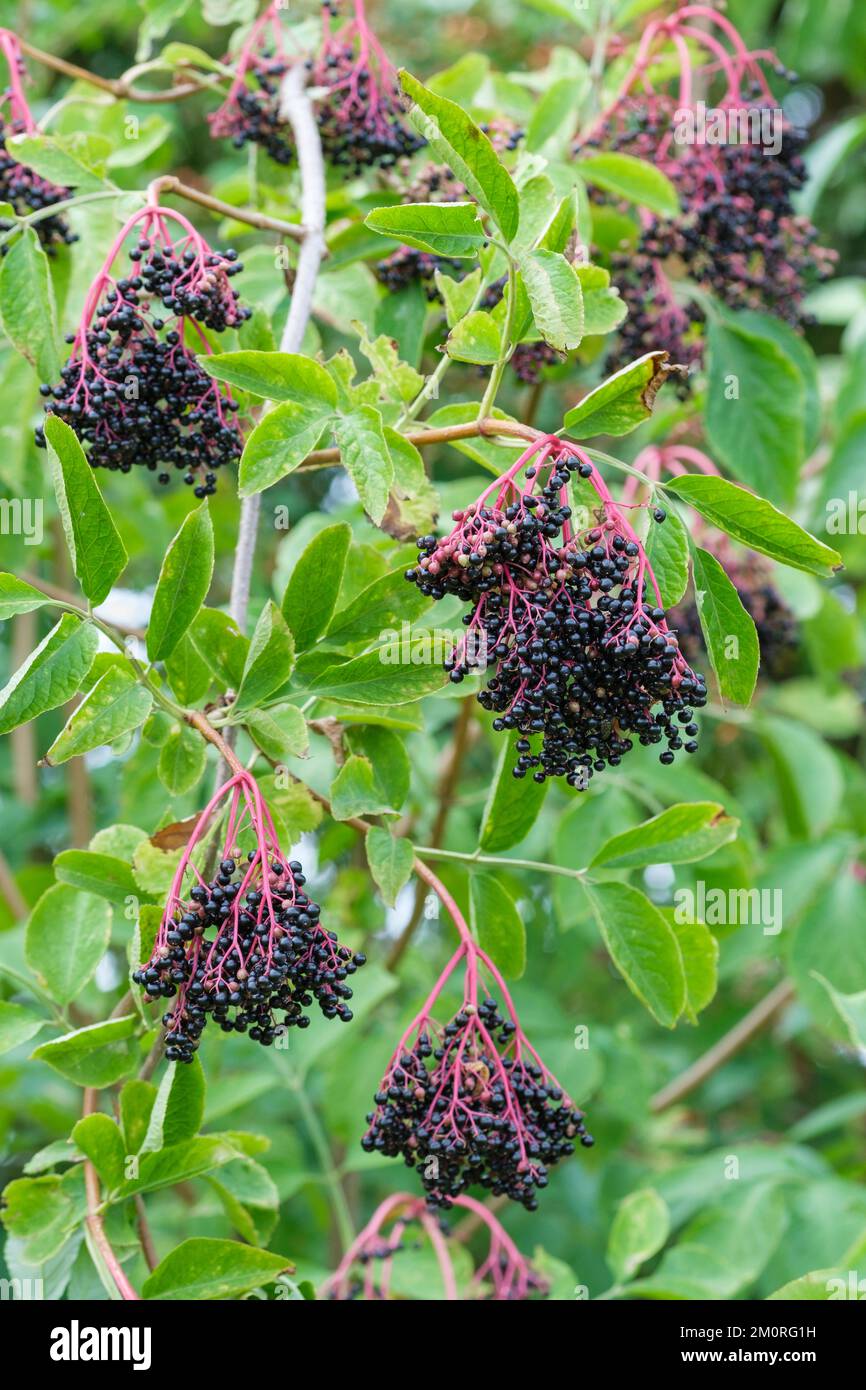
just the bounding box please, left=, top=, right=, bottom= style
left=387, top=697, right=475, bottom=971
left=297, top=416, right=541, bottom=470
left=0, top=847, right=27, bottom=920
left=81, top=1088, right=140, bottom=1300
left=148, top=174, right=306, bottom=243
left=20, top=572, right=145, bottom=638
left=229, top=61, right=326, bottom=632
left=134, top=1195, right=159, bottom=1273
left=17, top=36, right=203, bottom=103
left=649, top=979, right=796, bottom=1113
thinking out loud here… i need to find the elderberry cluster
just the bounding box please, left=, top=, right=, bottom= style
left=406, top=448, right=707, bottom=786
left=134, top=855, right=366, bottom=1061
left=310, top=51, right=424, bottom=172
left=211, top=55, right=294, bottom=164
left=363, top=997, right=591, bottom=1210
left=0, top=118, right=77, bottom=255
left=373, top=245, right=465, bottom=298
left=35, top=235, right=249, bottom=493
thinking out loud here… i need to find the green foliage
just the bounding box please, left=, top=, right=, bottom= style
left=0, top=0, right=863, bottom=1311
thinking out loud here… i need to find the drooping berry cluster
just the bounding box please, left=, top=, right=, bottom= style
left=406, top=436, right=707, bottom=787
left=35, top=204, right=249, bottom=494
left=0, top=30, right=76, bottom=255
left=134, top=770, right=366, bottom=1061
left=364, top=933, right=591, bottom=1211
left=208, top=2, right=295, bottom=163
left=308, top=0, right=423, bottom=172
left=579, top=10, right=835, bottom=375
left=323, top=1192, right=549, bottom=1300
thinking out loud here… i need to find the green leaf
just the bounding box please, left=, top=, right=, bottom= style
left=333, top=407, right=394, bottom=524
left=564, top=351, right=670, bottom=436
left=31, top=1016, right=140, bottom=1087
left=117, top=1135, right=244, bottom=1197
left=308, top=647, right=448, bottom=705
left=53, top=849, right=141, bottom=906
left=0, top=1171, right=86, bottom=1264
left=26, top=884, right=112, bottom=1005
left=445, top=309, right=503, bottom=365
left=670, top=916, right=719, bottom=1023
left=142, top=1237, right=292, bottom=1301
left=585, top=881, right=686, bottom=1027
left=147, top=503, right=214, bottom=662
left=577, top=152, right=679, bottom=217
left=142, top=1058, right=206, bottom=1151
left=200, top=350, right=338, bottom=406
left=607, top=1188, right=671, bottom=1283
left=519, top=249, right=584, bottom=351
left=355, top=322, right=424, bottom=403
left=759, top=714, right=844, bottom=840
left=7, top=131, right=106, bottom=189
left=330, top=755, right=395, bottom=820
left=478, top=740, right=548, bottom=852
left=0, top=1000, right=48, bottom=1056
left=164, top=632, right=211, bottom=705
left=691, top=545, right=760, bottom=705
left=591, top=802, right=738, bottom=870
left=0, top=228, right=60, bottom=380
left=45, top=665, right=153, bottom=764
left=469, top=873, right=526, bottom=979
left=0, top=615, right=98, bottom=735
left=238, top=401, right=331, bottom=496
left=189, top=608, right=248, bottom=688
left=705, top=316, right=804, bottom=506
left=643, top=503, right=689, bottom=607
left=665, top=475, right=841, bottom=578
left=232, top=602, right=295, bottom=715
left=282, top=523, right=352, bottom=651
left=120, top=1079, right=157, bottom=1154
left=44, top=416, right=127, bottom=605
left=325, top=567, right=430, bottom=648
left=0, top=573, right=53, bottom=620
left=578, top=264, right=628, bottom=336
left=158, top=723, right=207, bottom=794
left=364, top=201, right=487, bottom=258
left=813, top=974, right=866, bottom=1050
left=365, top=827, right=414, bottom=906
left=70, top=1114, right=126, bottom=1191
left=244, top=704, right=309, bottom=761
left=399, top=70, right=519, bottom=241
left=436, top=267, right=482, bottom=329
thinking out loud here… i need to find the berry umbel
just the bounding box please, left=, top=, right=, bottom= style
left=323, top=1192, right=549, bottom=1300
left=133, top=767, right=366, bottom=1060
left=406, top=433, right=707, bottom=787
left=363, top=866, right=590, bottom=1210
left=578, top=6, right=835, bottom=376
left=35, top=195, right=250, bottom=493
left=309, top=0, right=423, bottom=171
left=0, top=29, right=77, bottom=255
left=208, top=2, right=295, bottom=163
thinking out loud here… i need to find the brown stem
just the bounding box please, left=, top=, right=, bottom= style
left=134, top=1194, right=159, bottom=1273
left=298, top=417, right=541, bottom=470
left=387, top=696, right=475, bottom=971
left=0, top=847, right=27, bottom=920
left=185, top=709, right=246, bottom=776
left=81, top=1089, right=140, bottom=1300
left=649, top=979, right=796, bottom=1113
left=17, top=37, right=204, bottom=103
left=148, top=175, right=306, bottom=243
left=19, top=572, right=145, bottom=637
left=10, top=612, right=37, bottom=807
